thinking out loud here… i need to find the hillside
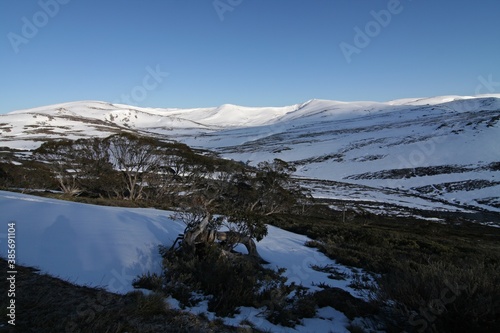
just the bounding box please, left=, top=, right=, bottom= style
left=0, top=190, right=364, bottom=332
left=1, top=95, right=500, bottom=332
left=1, top=95, right=499, bottom=220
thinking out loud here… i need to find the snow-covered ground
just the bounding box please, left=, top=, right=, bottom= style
left=0, top=190, right=370, bottom=332
left=1, top=94, right=499, bottom=213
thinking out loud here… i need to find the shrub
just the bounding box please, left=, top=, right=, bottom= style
left=132, top=272, right=163, bottom=291
left=162, top=245, right=275, bottom=316
left=377, top=259, right=500, bottom=333
left=133, top=291, right=169, bottom=317
left=264, top=287, right=317, bottom=327
left=148, top=244, right=319, bottom=325
left=313, top=286, right=377, bottom=320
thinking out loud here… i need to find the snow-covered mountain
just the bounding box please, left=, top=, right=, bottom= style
left=1, top=94, right=499, bottom=216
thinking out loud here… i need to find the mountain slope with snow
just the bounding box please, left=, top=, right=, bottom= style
left=197, top=96, right=500, bottom=214
left=1, top=94, right=499, bottom=215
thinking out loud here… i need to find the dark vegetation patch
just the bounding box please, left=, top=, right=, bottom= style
left=346, top=164, right=474, bottom=180
left=272, top=206, right=500, bottom=333
left=351, top=154, right=385, bottom=162
left=415, top=179, right=500, bottom=194
left=487, top=113, right=500, bottom=127
left=484, top=161, right=500, bottom=171
left=313, top=285, right=377, bottom=320
left=0, top=258, right=239, bottom=333
left=0, top=123, right=12, bottom=133
left=292, top=153, right=344, bottom=166
left=475, top=197, right=500, bottom=209
left=24, top=128, right=68, bottom=135
left=136, top=245, right=319, bottom=327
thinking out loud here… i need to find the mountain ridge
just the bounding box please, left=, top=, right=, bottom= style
left=1, top=95, right=499, bottom=217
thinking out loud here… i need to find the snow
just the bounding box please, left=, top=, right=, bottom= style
left=0, top=191, right=183, bottom=293
left=0, top=190, right=369, bottom=332
left=2, top=94, right=499, bottom=212
left=2, top=94, right=499, bottom=330
left=219, top=306, right=351, bottom=333
left=386, top=94, right=500, bottom=106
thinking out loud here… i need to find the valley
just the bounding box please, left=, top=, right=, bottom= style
left=2, top=95, right=499, bottom=223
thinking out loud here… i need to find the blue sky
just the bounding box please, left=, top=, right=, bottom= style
left=1, top=0, right=499, bottom=113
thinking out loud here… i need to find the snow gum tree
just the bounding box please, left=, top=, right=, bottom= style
left=34, top=139, right=84, bottom=196
left=34, top=138, right=120, bottom=198
left=105, top=133, right=165, bottom=201
left=173, top=158, right=302, bottom=262
left=150, top=159, right=317, bottom=319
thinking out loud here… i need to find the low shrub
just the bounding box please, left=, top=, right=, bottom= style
left=377, top=259, right=500, bottom=333
left=144, top=244, right=318, bottom=326
left=132, top=272, right=163, bottom=291
left=264, top=287, right=317, bottom=327
left=133, top=291, right=169, bottom=317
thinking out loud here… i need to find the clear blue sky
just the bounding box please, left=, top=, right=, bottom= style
left=1, top=0, right=499, bottom=113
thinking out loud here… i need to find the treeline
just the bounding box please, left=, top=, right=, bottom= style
left=0, top=133, right=304, bottom=213
left=31, top=133, right=221, bottom=202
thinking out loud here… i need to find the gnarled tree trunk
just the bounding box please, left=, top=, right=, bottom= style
left=216, top=231, right=266, bottom=263
left=183, top=214, right=212, bottom=248
left=180, top=214, right=266, bottom=263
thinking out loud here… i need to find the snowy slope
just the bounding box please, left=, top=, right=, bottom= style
left=0, top=190, right=367, bottom=332
left=1, top=94, right=500, bottom=213
left=184, top=96, right=500, bottom=213
left=0, top=190, right=181, bottom=293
